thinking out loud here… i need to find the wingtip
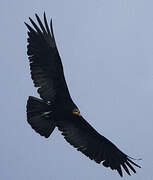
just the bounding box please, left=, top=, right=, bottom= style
left=29, top=17, right=33, bottom=23
left=24, top=22, right=29, bottom=29
left=35, top=13, right=39, bottom=19
left=24, top=22, right=33, bottom=31
left=122, top=163, right=131, bottom=176
left=50, top=18, right=55, bottom=38
left=117, top=167, right=123, bottom=177
left=50, top=18, right=53, bottom=28
left=35, top=14, right=39, bottom=22
left=44, top=11, right=46, bottom=19
left=128, top=158, right=141, bottom=168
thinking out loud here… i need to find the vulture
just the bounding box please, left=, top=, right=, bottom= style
left=25, top=13, right=141, bottom=177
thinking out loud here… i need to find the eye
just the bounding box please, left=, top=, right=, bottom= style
left=72, top=108, right=80, bottom=116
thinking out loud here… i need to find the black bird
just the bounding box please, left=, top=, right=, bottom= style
left=25, top=13, right=141, bottom=177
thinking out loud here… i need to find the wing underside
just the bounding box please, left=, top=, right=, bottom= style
left=25, top=13, right=70, bottom=103
left=57, top=116, right=141, bottom=177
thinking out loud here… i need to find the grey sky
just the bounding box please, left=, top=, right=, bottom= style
left=1, top=0, right=153, bottom=179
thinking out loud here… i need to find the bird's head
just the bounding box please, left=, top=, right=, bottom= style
left=72, top=108, right=81, bottom=116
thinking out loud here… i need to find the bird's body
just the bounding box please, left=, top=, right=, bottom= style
left=25, top=13, right=141, bottom=177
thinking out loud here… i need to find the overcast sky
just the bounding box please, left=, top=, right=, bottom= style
left=1, top=0, right=153, bottom=179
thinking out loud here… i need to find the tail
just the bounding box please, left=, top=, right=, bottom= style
left=26, top=96, right=56, bottom=138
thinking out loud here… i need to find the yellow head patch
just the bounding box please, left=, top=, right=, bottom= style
left=72, top=108, right=81, bottom=116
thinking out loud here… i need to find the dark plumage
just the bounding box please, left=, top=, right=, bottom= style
left=25, top=13, right=141, bottom=177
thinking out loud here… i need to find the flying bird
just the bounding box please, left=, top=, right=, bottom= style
left=25, top=13, right=141, bottom=177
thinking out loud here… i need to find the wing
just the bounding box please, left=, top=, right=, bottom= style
left=25, top=13, right=71, bottom=103
left=57, top=116, right=141, bottom=177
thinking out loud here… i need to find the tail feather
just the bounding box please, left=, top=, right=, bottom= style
left=27, top=96, right=56, bottom=138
